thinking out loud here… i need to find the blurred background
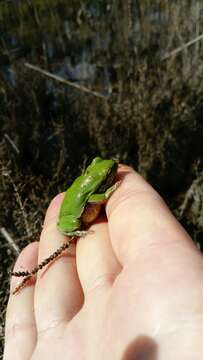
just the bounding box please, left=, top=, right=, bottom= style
left=1, top=0, right=203, bottom=355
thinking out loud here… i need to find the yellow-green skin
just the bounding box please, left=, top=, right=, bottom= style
left=57, top=157, right=118, bottom=236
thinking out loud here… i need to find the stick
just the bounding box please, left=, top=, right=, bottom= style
left=12, top=238, right=74, bottom=294
left=161, top=33, right=203, bottom=61
left=24, top=62, right=107, bottom=100
left=0, top=227, right=20, bottom=254
left=4, top=133, right=20, bottom=155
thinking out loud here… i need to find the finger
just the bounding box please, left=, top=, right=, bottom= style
left=106, top=165, right=199, bottom=265
left=76, top=217, right=121, bottom=357
left=4, top=242, right=38, bottom=360
left=34, top=193, right=83, bottom=334
left=76, top=216, right=121, bottom=295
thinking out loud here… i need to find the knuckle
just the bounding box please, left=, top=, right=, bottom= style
left=107, top=186, right=163, bottom=218
left=85, top=272, right=117, bottom=295
left=37, top=318, right=66, bottom=339
left=5, top=321, right=35, bottom=340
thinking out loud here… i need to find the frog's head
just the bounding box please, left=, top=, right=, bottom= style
left=87, top=157, right=118, bottom=191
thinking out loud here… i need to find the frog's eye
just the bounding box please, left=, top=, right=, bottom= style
left=111, top=157, right=119, bottom=164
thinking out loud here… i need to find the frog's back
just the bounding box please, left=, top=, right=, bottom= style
left=63, top=173, right=101, bottom=214
left=57, top=157, right=117, bottom=234
left=57, top=171, right=104, bottom=233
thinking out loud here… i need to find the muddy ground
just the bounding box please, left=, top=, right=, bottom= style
left=0, top=0, right=203, bottom=356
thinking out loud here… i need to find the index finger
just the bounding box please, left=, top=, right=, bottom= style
left=106, top=165, right=198, bottom=265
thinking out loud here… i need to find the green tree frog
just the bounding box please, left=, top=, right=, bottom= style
left=57, top=156, right=119, bottom=236
left=11, top=157, right=120, bottom=294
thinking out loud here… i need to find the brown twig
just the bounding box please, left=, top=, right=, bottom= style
left=5, top=173, right=31, bottom=238
left=12, top=238, right=74, bottom=294
left=24, top=62, right=107, bottom=100
left=161, top=33, right=203, bottom=60
left=0, top=227, right=20, bottom=255
left=4, top=134, right=20, bottom=155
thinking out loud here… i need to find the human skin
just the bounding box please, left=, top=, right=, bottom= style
left=4, top=165, right=203, bottom=360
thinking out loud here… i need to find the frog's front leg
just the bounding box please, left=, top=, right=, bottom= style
left=88, top=181, right=121, bottom=204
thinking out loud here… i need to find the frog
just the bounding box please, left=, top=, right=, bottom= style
left=57, top=156, right=119, bottom=237
left=11, top=157, right=120, bottom=294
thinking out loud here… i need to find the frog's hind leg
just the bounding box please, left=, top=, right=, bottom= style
left=60, top=229, right=88, bottom=237
left=81, top=203, right=102, bottom=225
left=11, top=238, right=74, bottom=294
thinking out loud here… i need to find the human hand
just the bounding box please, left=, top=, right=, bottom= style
left=4, top=165, right=203, bottom=359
